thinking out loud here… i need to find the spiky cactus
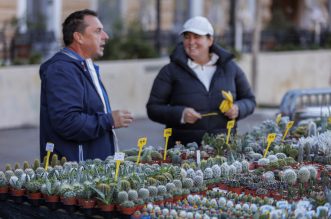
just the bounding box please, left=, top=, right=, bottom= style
left=182, top=177, right=194, bottom=189
left=283, top=169, right=297, bottom=185
left=119, top=179, right=131, bottom=192
left=220, top=163, right=229, bottom=178
left=147, top=185, right=158, bottom=197
left=138, top=187, right=149, bottom=200
left=165, top=182, right=176, bottom=194
left=212, top=165, right=221, bottom=178
left=203, top=168, right=213, bottom=179
left=186, top=168, right=195, bottom=179
left=4, top=170, right=14, bottom=182
left=307, top=165, right=317, bottom=180
left=157, top=185, right=167, bottom=196
left=117, top=190, right=128, bottom=204
left=193, top=175, right=204, bottom=188
left=128, top=189, right=138, bottom=201
left=257, top=158, right=270, bottom=166
left=297, top=167, right=310, bottom=183
left=0, top=171, right=8, bottom=187
left=23, top=161, right=30, bottom=170
left=173, top=179, right=182, bottom=189
left=241, top=160, right=249, bottom=173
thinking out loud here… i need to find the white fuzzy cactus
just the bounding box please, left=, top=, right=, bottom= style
left=283, top=169, right=297, bottom=185
left=220, top=162, right=229, bottom=178
left=241, top=160, right=249, bottom=173
left=203, top=167, right=213, bottom=179
left=307, top=165, right=318, bottom=180
left=182, top=177, right=194, bottom=189
left=193, top=175, right=204, bottom=188
left=186, top=168, right=195, bottom=179
left=297, top=167, right=310, bottom=183
left=263, top=171, right=275, bottom=183
left=211, top=164, right=221, bottom=178
left=267, top=155, right=278, bottom=163
left=232, top=161, right=243, bottom=173
left=257, top=158, right=270, bottom=166
left=228, top=165, right=236, bottom=177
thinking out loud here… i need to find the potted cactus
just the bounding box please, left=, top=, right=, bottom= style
left=40, top=178, right=61, bottom=210
left=92, top=183, right=116, bottom=212
left=0, top=171, right=9, bottom=201
left=120, top=200, right=136, bottom=215
left=9, top=174, right=27, bottom=203
left=24, top=177, right=43, bottom=206
left=78, top=181, right=96, bottom=209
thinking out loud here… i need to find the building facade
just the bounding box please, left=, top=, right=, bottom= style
left=0, top=0, right=330, bottom=64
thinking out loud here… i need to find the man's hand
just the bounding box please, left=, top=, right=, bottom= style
left=183, top=108, right=202, bottom=124
left=224, top=104, right=239, bottom=120
left=112, top=110, right=134, bottom=128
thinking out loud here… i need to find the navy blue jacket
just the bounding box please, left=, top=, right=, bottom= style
left=146, top=43, right=256, bottom=146
left=39, top=49, right=115, bottom=161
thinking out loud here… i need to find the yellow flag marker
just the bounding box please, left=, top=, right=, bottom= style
left=281, top=121, right=294, bottom=141
left=328, top=116, right=331, bottom=124
left=163, top=128, right=172, bottom=160
left=275, top=113, right=282, bottom=125
left=201, top=112, right=218, bottom=117
left=220, top=90, right=233, bottom=113
left=263, top=133, right=276, bottom=158
left=136, top=137, right=147, bottom=164
left=201, top=90, right=233, bottom=117
left=44, top=142, right=54, bottom=170
left=226, top=120, right=235, bottom=144
left=114, top=152, right=125, bottom=182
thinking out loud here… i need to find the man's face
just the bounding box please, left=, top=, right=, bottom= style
left=79, top=15, right=109, bottom=59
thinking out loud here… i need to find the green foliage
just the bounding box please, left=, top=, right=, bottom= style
left=101, top=21, right=158, bottom=60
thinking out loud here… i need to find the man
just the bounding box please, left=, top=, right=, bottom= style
left=39, top=9, right=133, bottom=161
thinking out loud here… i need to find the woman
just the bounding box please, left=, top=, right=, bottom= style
left=146, top=16, right=256, bottom=147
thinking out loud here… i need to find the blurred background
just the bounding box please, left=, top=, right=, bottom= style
left=0, top=0, right=330, bottom=128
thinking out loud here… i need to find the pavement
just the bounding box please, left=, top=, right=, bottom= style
left=0, top=108, right=278, bottom=169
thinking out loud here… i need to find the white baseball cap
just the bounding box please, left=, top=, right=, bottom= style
left=180, top=16, right=214, bottom=36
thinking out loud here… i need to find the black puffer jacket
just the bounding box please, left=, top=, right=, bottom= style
left=146, top=43, right=256, bottom=146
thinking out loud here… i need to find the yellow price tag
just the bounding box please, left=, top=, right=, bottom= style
left=164, top=128, right=172, bottom=137
left=281, top=121, right=294, bottom=141
left=163, top=128, right=172, bottom=160
left=263, top=133, right=276, bottom=158
left=136, top=137, right=147, bottom=164
left=226, top=120, right=235, bottom=144
left=328, top=116, right=331, bottom=124
left=114, top=152, right=125, bottom=181
left=44, top=142, right=54, bottom=170
left=115, top=160, right=121, bottom=182
left=275, top=113, right=282, bottom=125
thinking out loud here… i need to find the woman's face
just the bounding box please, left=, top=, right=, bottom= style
left=183, top=32, right=213, bottom=63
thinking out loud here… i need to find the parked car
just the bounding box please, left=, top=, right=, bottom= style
left=279, top=88, right=331, bottom=123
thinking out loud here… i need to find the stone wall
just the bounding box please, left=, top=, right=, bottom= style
left=0, top=50, right=330, bottom=129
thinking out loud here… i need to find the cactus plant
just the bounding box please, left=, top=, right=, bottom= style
left=117, top=190, right=129, bottom=204
left=297, top=167, right=310, bottom=183
left=211, top=164, right=221, bottom=178
left=283, top=169, right=297, bottom=185
left=127, top=189, right=138, bottom=201
left=147, top=185, right=158, bottom=197
left=138, top=187, right=149, bottom=200
left=0, top=171, right=8, bottom=187
left=182, top=177, right=194, bottom=189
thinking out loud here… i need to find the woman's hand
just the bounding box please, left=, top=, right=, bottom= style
left=183, top=107, right=202, bottom=124
left=224, top=104, right=239, bottom=120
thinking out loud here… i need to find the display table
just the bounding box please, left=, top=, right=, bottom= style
left=0, top=197, right=130, bottom=219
